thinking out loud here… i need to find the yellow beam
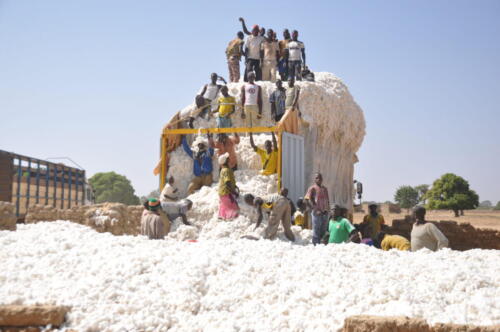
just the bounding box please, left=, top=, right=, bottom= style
left=163, top=126, right=278, bottom=135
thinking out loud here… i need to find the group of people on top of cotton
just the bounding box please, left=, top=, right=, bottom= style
left=187, top=17, right=308, bottom=129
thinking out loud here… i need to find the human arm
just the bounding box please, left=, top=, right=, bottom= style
left=218, top=76, right=227, bottom=84
left=197, top=85, right=207, bottom=100
left=232, top=133, right=240, bottom=144
left=241, top=86, right=246, bottom=118
left=428, top=224, right=449, bottom=250
left=301, top=46, right=306, bottom=65
left=180, top=213, right=192, bottom=226
left=249, top=132, right=257, bottom=151
left=207, top=133, right=215, bottom=155
left=239, top=17, right=251, bottom=35
left=271, top=132, right=278, bottom=151
left=269, top=92, right=276, bottom=117
left=182, top=135, right=193, bottom=158
left=254, top=203, right=263, bottom=229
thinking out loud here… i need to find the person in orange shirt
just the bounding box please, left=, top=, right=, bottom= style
left=214, top=133, right=240, bottom=171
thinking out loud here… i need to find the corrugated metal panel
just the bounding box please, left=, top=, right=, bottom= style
left=281, top=132, right=305, bottom=204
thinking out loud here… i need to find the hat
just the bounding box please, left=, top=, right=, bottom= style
left=218, top=152, right=230, bottom=166
left=147, top=198, right=161, bottom=211
left=252, top=24, right=259, bottom=30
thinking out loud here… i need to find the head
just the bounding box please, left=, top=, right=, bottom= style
left=266, top=29, right=274, bottom=40
left=288, top=76, right=295, bottom=87
left=264, top=140, right=272, bottom=153
left=340, top=207, right=349, bottom=218
left=332, top=204, right=343, bottom=219
left=220, top=85, right=229, bottom=97
left=237, top=31, right=244, bottom=40
left=251, top=25, right=259, bottom=36
left=259, top=27, right=266, bottom=36
left=314, top=173, right=323, bottom=186
left=244, top=193, right=255, bottom=206
left=275, top=79, right=283, bottom=90
left=248, top=71, right=256, bottom=83
left=197, top=142, right=206, bottom=152
left=283, top=29, right=290, bottom=40
left=413, top=206, right=426, bottom=223
left=296, top=198, right=306, bottom=211
left=292, top=30, right=299, bottom=41
left=146, top=198, right=161, bottom=213
left=369, top=204, right=378, bottom=215
left=210, top=72, right=218, bottom=84
left=168, top=176, right=175, bottom=185
left=217, top=133, right=228, bottom=143
left=280, top=188, right=289, bottom=197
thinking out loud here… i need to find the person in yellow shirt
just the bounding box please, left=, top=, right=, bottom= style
left=214, top=85, right=236, bottom=128
left=361, top=203, right=385, bottom=239
left=375, top=232, right=410, bottom=251
left=249, top=132, right=278, bottom=175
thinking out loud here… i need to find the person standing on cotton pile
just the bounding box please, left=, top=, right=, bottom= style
left=361, top=203, right=385, bottom=240
left=305, top=173, right=330, bottom=245
left=269, top=80, right=287, bottom=122
left=325, top=204, right=359, bottom=244
left=241, top=72, right=263, bottom=128
left=278, top=29, right=291, bottom=80
left=160, top=176, right=179, bottom=203
left=214, top=133, right=240, bottom=171
left=285, top=30, right=306, bottom=81
left=249, top=132, right=278, bottom=176
left=411, top=206, right=449, bottom=251
left=182, top=134, right=215, bottom=195
left=260, top=29, right=279, bottom=82
left=141, top=198, right=168, bottom=240
left=285, top=77, right=300, bottom=112
left=242, top=23, right=264, bottom=81
left=213, top=86, right=236, bottom=129
left=243, top=189, right=295, bottom=242
left=226, top=31, right=245, bottom=83
left=374, top=232, right=410, bottom=251
left=218, top=152, right=239, bottom=220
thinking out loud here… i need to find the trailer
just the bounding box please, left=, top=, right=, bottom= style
left=0, top=150, right=94, bottom=221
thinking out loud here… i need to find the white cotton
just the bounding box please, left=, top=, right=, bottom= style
left=1, top=222, right=499, bottom=331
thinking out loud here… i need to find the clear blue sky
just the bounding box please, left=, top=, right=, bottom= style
left=1, top=1, right=499, bottom=203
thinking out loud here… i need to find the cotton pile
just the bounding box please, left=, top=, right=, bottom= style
left=1, top=222, right=499, bottom=331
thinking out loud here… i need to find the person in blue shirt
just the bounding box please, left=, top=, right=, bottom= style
left=182, top=134, right=215, bottom=195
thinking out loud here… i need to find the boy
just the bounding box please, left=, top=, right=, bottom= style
left=214, top=85, right=236, bottom=128
left=293, top=198, right=310, bottom=229
left=325, top=204, right=358, bottom=244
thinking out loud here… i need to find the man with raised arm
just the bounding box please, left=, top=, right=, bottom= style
left=240, top=72, right=262, bottom=128
left=249, top=132, right=278, bottom=176
left=240, top=18, right=264, bottom=81
left=182, top=133, right=215, bottom=195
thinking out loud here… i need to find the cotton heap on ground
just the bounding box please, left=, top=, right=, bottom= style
left=1, top=222, right=499, bottom=331
left=164, top=72, right=365, bottom=241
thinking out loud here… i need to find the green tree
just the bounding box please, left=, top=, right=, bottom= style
left=89, top=172, right=140, bottom=205
left=425, top=173, right=479, bottom=217
left=479, top=200, right=492, bottom=208
left=494, top=202, right=500, bottom=211
left=140, top=189, right=161, bottom=203
left=394, top=186, right=419, bottom=212
left=414, top=184, right=429, bottom=204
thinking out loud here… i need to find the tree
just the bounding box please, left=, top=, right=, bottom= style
left=89, top=172, right=140, bottom=205
left=140, top=189, right=161, bottom=203
left=425, top=173, right=479, bottom=217
left=494, top=202, right=500, bottom=211
left=414, top=184, right=429, bottom=204
left=394, top=186, right=419, bottom=212
left=479, top=200, right=492, bottom=208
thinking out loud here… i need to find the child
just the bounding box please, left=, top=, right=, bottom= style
left=160, top=176, right=179, bottom=203
left=213, top=85, right=236, bottom=128
left=293, top=198, right=309, bottom=229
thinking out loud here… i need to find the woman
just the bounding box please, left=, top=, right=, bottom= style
left=218, top=153, right=239, bottom=220
left=411, top=206, right=449, bottom=251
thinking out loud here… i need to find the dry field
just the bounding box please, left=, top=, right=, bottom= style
left=353, top=209, right=500, bottom=231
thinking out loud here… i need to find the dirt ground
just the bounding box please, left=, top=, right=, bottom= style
left=353, top=209, right=500, bottom=231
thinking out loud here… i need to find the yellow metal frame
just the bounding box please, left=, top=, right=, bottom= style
left=160, top=126, right=283, bottom=191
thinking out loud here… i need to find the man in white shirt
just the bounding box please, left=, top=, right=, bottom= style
left=285, top=30, right=306, bottom=81
left=160, top=176, right=179, bottom=203
left=240, top=72, right=262, bottom=128
left=195, top=73, right=226, bottom=121
left=243, top=25, right=264, bottom=81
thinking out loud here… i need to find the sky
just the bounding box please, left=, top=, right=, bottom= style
left=1, top=1, right=499, bottom=203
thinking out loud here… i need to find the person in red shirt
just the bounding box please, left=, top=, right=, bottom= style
left=304, top=173, right=330, bottom=245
